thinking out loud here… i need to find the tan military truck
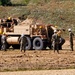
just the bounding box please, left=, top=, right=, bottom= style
left=0, top=22, right=56, bottom=50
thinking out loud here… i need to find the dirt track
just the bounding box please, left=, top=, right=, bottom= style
left=0, top=40, right=75, bottom=71
left=0, top=69, right=75, bottom=75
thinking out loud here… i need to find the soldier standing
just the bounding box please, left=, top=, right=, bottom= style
left=19, top=34, right=27, bottom=52
left=0, top=25, right=3, bottom=50
left=57, top=30, right=65, bottom=50
left=52, top=30, right=60, bottom=53
left=0, top=34, right=1, bottom=50
left=6, top=17, right=13, bottom=27
left=68, top=28, right=74, bottom=51
left=1, top=32, right=7, bottom=51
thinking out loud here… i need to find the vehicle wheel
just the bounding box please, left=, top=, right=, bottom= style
left=33, top=37, right=44, bottom=50
left=25, top=37, right=31, bottom=50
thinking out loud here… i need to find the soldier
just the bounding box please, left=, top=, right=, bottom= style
left=0, top=27, right=2, bottom=50
left=0, top=34, right=1, bottom=50
left=52, top=30, right=60, bottom=53
left=57, top=30, right=65, bottom=50
left=6, top=17, right=13, bottom=27
left=68, top=28, right=74, bottom=51
left=1, top=32, right=7, bottom=51
left=19, top=34, right=27, bottom=52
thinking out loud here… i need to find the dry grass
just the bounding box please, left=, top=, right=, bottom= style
left=0, top=1, right=75, bottom=34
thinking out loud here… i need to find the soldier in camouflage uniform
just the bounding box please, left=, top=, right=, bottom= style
left=0, top=35, right=1, bottom=50
left=1, top=32, right=7, bottom=51
left=0, top=26, right=2, bottom=50
left=19, top=34, right=27, bottom=52
left=68, top=28, right=74, bottom=51
left=52, top=30, right=60, bottom=53
left=57, top=30, right=65, bottom=50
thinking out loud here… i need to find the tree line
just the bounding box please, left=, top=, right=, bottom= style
left=0, top=0, right=50, bottom=6
left=0, top=0, right=30, bottom=6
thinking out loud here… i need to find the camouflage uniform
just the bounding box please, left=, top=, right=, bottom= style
left=19, top=35, right=27, bottom=52
left=57, top=30, right=65, bottom=50
left=0, top=35, right=1, bottom=50
left=59, top=37, right=65, bottom=50
left=6, top=17, right=12, bottom=27
left=69, top=31, right=74, bottom=51
left=52, top=32, right=60, bottom=53
left=1, top=34, right=7, bottom=51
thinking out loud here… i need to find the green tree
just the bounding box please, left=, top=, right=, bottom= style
left=0, top=0, right=2, bottom=5
left=1, top=0, right=12, bottom=6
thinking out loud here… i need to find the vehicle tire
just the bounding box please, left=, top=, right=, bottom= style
left=25, top=37, right=31, bottom=50
left=33, top=37, right=44, bottom=50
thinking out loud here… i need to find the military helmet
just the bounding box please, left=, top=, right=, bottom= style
left=54, top=30, right=57, bottom=33
left=8, top=17, right=11, bottom=20
left=3, top=32, right=5, bottom=35
left=39, top=26, right=42, bottom=29
left=68, top=28, right=71, bottom=32
left=21, top=34, right=24, bottom=37
left=55, top=26, right=58, bottom=28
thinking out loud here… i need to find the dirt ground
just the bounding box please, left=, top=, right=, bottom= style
left=0, top=40, right=75, bottom=71
left=0, top=69, right=75, bottom=75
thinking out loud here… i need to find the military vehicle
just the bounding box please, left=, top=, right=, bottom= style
left=0, top=20, right=57, bottom=50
